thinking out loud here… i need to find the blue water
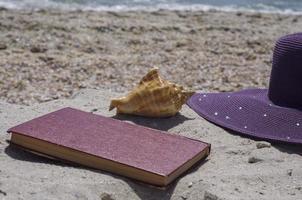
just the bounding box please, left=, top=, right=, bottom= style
left=0, top=0, right=302, bottom=13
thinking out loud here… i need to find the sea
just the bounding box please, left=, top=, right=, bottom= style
left=0, top=0, right=302, bottom=14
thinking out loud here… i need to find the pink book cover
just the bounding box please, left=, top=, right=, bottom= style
left=7, top=107, right=210, bottom=179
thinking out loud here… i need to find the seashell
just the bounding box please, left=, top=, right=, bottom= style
left=109, top=68, right=195, bottom=117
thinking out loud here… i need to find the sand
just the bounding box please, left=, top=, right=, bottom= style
left=1, top=8, right=302, bottom=200
left=0, top=9, right=302, bottom=105
left=0, top=89, right=302, bottom=200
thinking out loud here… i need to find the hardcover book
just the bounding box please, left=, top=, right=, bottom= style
left=7, top=107, right=210, bottom=186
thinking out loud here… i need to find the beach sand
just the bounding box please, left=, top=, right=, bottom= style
left=0, top=8, right=302, bottom=200
left=1, top=89, right=302, bottom=200
left=0, top=9, right=302, bottom=105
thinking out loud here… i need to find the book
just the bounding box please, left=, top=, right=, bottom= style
left=7, top=107, right=210, bottom=186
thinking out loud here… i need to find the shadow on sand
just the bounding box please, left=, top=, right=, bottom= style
left=112, top=112, right=194, bottom=131
left=5, top=143, right=178, bottom=199
left=5, top=143, right=80, bottom=167
left=5, top=127, right=206, bottom=200
left=125, top=158, right=208, bottom=200
left=222, top=128, right=302, bottom=155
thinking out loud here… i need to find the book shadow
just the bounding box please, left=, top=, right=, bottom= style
left=126, top=181, right=177, bottom=200
left=112, top=113, right=194, bottom=131
left=5, top=143, right=73, bottom=167
left=5, top=143, right=143, bottom=180
left=5, top=143, right=137, bottom=181
left=126, top=158, right=209, bottom=200
left=5, top=143, right=209, bottom=199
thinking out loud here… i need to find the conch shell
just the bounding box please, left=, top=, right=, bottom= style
left=109, top=68, right=195, bottom=117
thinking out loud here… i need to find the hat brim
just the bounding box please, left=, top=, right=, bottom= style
left=187, top=89, right=302, bottom=144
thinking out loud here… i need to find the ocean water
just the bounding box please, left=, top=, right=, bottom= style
left=0, top=0, right=302, bottom=14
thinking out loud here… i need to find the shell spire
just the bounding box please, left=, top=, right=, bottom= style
left=109, top=68, right=195, bottom=117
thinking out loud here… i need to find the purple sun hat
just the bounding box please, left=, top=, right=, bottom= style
left=187, top=32, right=302, bottom=144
